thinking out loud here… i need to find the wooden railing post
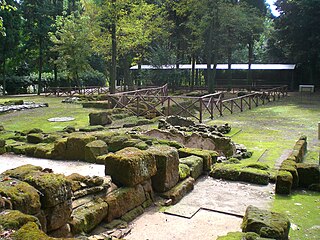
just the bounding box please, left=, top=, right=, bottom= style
left=167, top=97, right=171, bottom=116
left=199, top=98, right=203, bottom=123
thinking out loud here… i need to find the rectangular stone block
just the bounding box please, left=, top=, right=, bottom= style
left=104, top=184, right=146, bottom=223
left=179, top=155, right=203, bottom=180
left=148, top=145, right=179, bottom=193
left=105, top=147, right=156, bottom=187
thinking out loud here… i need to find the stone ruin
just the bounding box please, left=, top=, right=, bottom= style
left=0, top=115, right=318, bottom=239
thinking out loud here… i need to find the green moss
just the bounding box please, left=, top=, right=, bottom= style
left=0, top=210, right=40, bottom=230
left=3, top=164, right=42, bottom=179
left=0, top=179, right=41, bottom=215
left=179, top=163, right=190, bottom=180
left=156, top=139, right=184, bottom=149
left=11, top=222, right=52, bottom=240
left=217, top=231, right=262, bottom=240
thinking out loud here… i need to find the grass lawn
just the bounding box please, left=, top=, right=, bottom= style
left=0, top=92, right=319, bottom=239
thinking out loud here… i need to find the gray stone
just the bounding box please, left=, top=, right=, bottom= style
left=89, top=112, right=112, bottom=126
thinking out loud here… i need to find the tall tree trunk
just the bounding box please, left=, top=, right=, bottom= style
left=247, top=39, right=253, bottom=88
left=110, top=0, right=117, bottom=94
left=207, top=19, right=214, bottom=93
left=2, top=44, right=6, bottom=95
left=38, top=36, right=43, bottom=95
left=227, top=46, right=232, bottom=90
left=191, top=53, right=195, bottom=91
left=54, top=63, right=58, bottom=87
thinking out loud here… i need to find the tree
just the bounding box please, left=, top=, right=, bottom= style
left=0, top=0, right=19, bottom=95
left=86, top=0, right=168, bottom=93
left=274, top=0, right=320, bottom=84
left=21, top=0, right=64, bottom=94
left=50, top=11, right=94, bottom=87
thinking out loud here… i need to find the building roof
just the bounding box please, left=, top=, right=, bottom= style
left=130, top=64, right=296, bottom=70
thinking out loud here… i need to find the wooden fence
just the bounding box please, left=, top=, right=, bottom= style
left=108, top=85, right=288, bottom=122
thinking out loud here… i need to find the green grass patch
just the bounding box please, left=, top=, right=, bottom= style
left=272, top=190, right=320, bottom=240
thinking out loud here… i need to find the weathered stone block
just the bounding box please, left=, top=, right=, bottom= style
left=279, top=163, right=299, bottom=188
left=0, top=178, right=41, bottom=215
left=178, top=147, right=215, bottom=171
left=85, top=140, right=108, bottom=163
left=296, top=163, right=320, bottom=188
left=239, top=168, right=270, bottom=185
left=4, top=165, right=72, bottom=208
left=65, top=133, right=96, bottom=160
left=107, top=134, right=131, bottom=152
left=104, top=184, right=146, bottom=223
left=160, top=177, right=195, bottom=205
left=105, top=147, right=156, bottom=187
left=0, top=139, right=5, bottom=147
left=120, top=206, right=144, bottom=223
left=44, top=199, right=73, bottom=232
left=148, top=145, right=179, bottom=193
left=179, top=155, right=203, bottom=180
left=275, top=171, right=293, bottom=195
left=27, top=133, right=44, bottom=144
left=70, top=198, right=109, bottom=234
left=89, top=112, right=112, bottom=126
left=0, top=209, right=41, bottom=230
left=242, top=205, right=290, bottom=240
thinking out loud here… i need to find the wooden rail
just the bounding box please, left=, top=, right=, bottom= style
left=45, top=86, right=109, bottom=97
left=218, top=85, right=288, bottom=116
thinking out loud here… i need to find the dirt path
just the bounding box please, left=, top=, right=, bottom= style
left=126, top=177, right=274, bottom=240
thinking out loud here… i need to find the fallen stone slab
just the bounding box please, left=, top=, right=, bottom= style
left=242, top=205, right=290, bottom=240
left=160, top=177, right=195, bottom=205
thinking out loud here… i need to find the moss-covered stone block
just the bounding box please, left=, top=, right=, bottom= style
left=275, top=171, right=293, bottom=195
left=179, top=155, right=203, bottom=180
left=120, top=206, right=144, bottom=223
left=210, top=163, right=241, bottom=181
left=5, top=165, right=72, bottom=208
left=0, top=146, right=6, bottom=155
left=105, top=147, right=156, bottom=187
left=51, top=138, right=67, bottom=160
left=178, top=147, right=216, bottom=171
left=134, top=141, right=149, bottom=150
left=279, top=164, right=298, bottom=189
left=0, top=139, right=5, bottom=147
left=104, top=184, right=146, bottom=223
left=69, top=198, right=108, bottom=234
left=0, top=210, right=41, bottom=231
left=89, top=112, right=112, bottom=126
left=156, top=139, right=184, bottom=149
left=0, top=178, right=41, bottom=215
left=34, top=144, right=54, bottom=159
left=147, top=145, right=179, bottom=193
left=27, top=133, right=44, bottom=144
left=178, top=163, right=190, bottom=180
left=239, top=168, right=270, bottom=185
left=11, top=222, right=72, bottom=240
left=3, top=164, right=43, bottom=180
left=160, top=177, right=195, bottom=205
left=107, top=134, right=131, bottom=152
left=84, top=140, right=108, bottom=163
left=242, top=205, right=290, bottom=240
left=65, top=133, right=96, bottom=160
left=23, top=172, right=72, bottom=208
left=296, top=163, right=320, bottom=188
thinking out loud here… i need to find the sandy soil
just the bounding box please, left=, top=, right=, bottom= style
left=0, top=153, right=105, bottom=177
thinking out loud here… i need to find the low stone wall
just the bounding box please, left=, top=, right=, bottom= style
left=276, top=136, right=320, bottom=194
